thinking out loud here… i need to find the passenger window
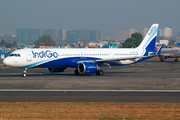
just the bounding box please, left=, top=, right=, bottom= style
left=18, top=54, right=20, bottom=57
left=14, top=54, right=17, bottom=57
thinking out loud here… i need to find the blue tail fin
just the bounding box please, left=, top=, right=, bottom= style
left=137, top=24, right=159, bottom=56
left=156, top=44, right=164, bottom=55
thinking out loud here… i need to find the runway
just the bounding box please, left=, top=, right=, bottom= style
left=1, top=90, right=180, bottom=102
left=1, top=58, right=180, bottom=102
left=1, top=59, right=180, bottom=90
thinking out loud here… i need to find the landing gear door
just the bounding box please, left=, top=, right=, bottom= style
left=25, top=50, right=32, bottom=62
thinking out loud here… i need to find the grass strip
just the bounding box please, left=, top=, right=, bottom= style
left=0, top=102, right=180, bottom=120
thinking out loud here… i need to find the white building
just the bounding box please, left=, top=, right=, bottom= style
left=160, top=40, right=169, bottom=46
left=159, top=27, right=172, bottom=38
left=163, top=27, right=172, bottom=38
left=62, top=30, right=66, bottom=41
left=116, top=26, right=173, bottom=41
left=144, top=26, right=172, bottom=39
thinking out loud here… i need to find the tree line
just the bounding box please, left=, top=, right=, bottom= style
left=122, top=33, right=143, bottom=48
left=0, top=34, right=56, bottom=48
left=34, top=35, right=56, bottom=48
left=34, top=34, right=143, bottom=48
left=1, top=33, right=142, bottom=48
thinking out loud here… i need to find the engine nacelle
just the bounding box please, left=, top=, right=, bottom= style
left=78, top=62, right=98, bottom=74
left=160, top=55, right=168, bottom=61
left=47, top=67, right=67, bottom=72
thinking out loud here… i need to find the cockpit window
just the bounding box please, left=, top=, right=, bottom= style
left=9, top=54, right=21, bottom=57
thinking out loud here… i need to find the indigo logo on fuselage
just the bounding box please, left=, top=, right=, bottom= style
left=148, top=26, right=156, bottom=36
left=32, top=50, right=58, bottom=58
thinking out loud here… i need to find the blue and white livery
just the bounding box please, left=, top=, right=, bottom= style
left=3, top=24, right=161, bottom=77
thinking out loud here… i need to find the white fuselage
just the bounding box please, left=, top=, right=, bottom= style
left=161, top=48, right=180, bottom=57
left=3, top=48, right=142, bottom=68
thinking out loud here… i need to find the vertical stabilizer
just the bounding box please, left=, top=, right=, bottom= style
left=137, top=24, right=159, bottom=55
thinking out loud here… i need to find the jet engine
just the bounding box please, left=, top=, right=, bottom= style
left=78, top=62, right=98, bottom=74
left=47, top=67, right=67, bottom=72
left=159, top=55, right=168, bottom=62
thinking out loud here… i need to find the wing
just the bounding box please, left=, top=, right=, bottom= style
left=77, top=56, right=142, bottom=66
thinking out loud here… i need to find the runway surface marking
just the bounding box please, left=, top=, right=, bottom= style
left=1, top=90, right=180, bottom=92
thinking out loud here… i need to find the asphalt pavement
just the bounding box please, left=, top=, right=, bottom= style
left=1, top=58, right=180, bottom=102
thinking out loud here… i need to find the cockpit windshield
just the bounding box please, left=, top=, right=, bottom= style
left=9, top=54, right=21, bottom=57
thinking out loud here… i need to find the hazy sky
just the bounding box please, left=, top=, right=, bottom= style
left=0, top=0, right=180, bottom=37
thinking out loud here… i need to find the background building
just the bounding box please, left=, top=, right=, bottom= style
left=160, top=40, right=169, bottom=46
left=65, top=29, right=100, bottom=43
left=17, top=28, right=100, bottom=45
left=116, top=28, right=139, bottom=40
left=46, top=29, right=58, bottom=42
left=159, top=27, right=172, bottom=39
left=0, top=34, right=17, bottom=43
left=89, top=30, right=101, bottom=42
left=65, top=29, right=79, bottom=43
left=17, top=28, right=46, bottom=44
left=143, top=28, right=149, bottom=37
left=144, top=27, right=172, bottom=42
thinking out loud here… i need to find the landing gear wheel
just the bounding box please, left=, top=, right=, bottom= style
left=74, top=69, right=80, bottom=75
left=22, top=68, right=28, bottom=77
left=96, top=70, right=104, bottom=76
left=22, top=73, right=26, bottom=77
left=160, top=60, right=164, bottom=62
left=99, top=70, right=104, bottom=76
left=175, top=58, right=179, bottom=62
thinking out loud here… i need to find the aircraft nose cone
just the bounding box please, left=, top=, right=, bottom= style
left=3, top=58, right=8, bottom=66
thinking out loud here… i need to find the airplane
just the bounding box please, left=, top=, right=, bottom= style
left=158, top=48, right=180, bottom=62
left=3, top=24, right=162, bottom=77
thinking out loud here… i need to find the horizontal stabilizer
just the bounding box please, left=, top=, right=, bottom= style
left=156, top=44, right=164, bottom=55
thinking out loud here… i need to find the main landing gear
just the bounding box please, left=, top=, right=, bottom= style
left=74, top=69, right=80, bottom=75
left=96, top=70, right=104, bottom=76
left=22, top=68, right=27, bottom=77
left=74, top=69, right=104, bottom=76
left=160, top=59, right=164, bottom=62
left=175, top=58, right=179, bottom=62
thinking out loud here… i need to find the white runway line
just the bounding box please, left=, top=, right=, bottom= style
left=0, top=90, right=180, bottom=92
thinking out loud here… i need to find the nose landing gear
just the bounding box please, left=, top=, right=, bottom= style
left=22, top=68, right=27, bottom=77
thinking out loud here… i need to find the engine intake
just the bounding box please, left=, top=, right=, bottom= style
left=78, top=62, right=98, bottom=74
left=160, top=55, right=168, bottom=61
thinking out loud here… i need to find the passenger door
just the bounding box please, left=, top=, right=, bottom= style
left=25, top=50, right=32, bottom=62
left=108, top=51, right=113, bottom=58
